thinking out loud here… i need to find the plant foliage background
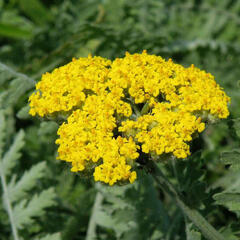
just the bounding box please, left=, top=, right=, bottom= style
left=0, top=0, right=240, bottom=239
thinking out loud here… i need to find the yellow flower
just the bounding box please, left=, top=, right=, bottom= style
left=29, top=51, right=230, bottom=185
left=29, top=55, right=111, bottom=117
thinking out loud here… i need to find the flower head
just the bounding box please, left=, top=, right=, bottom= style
left=29, top=51, right=230, bottom=185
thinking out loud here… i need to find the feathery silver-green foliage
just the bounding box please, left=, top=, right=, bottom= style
left=0, top=63, right=35, bottom=108
left=0, top=67, right=60, bottom=240
left=94, top=176, right=171, bottom=240
left=13, top=188, right=56, bottom=229
left=213, top=123, right=240, bottom=213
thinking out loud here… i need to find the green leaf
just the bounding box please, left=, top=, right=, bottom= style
left=221, top=150, right=240, bottom=170
left=19, top=0, right=53, bottom=25
left=95, top=175, right=170, bottom=239
left=221, top=226, right=239, bottom=240
left=174, top=152, right=208, bottom=207
left=0, top=62, right=35, bottom=108
left=0, top=22, right=32, bottom=39
left=95, top=208, right=135, bottom=238
left=2, top=130, right=25, bottom=176
left=13, top=188, right=56, bottom=229
left=38, top=121, right=58, bottom=136
left=17, top=105, right=31, bottom=119
left=0, top=109, right=58, bottom=239
left=213, top=193, right=240, bottom=211
left=8, top=162, right=46, bottom=203
left=186, top=223, right=202, bottom=240
left=3, top=77, right=34, bottom=107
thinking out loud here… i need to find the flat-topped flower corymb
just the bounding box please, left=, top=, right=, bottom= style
left=29, top=51, right=230, bottom=185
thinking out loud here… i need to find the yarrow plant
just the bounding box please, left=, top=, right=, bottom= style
left=29, top=51, right=230, bottom=186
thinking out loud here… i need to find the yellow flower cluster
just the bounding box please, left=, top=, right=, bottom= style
left=29, top=56, right=111, bottom=117
left=29, top=51, right=230, bottom=185
left=56, top=94, right=138, bottom=185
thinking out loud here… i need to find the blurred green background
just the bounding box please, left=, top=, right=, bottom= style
left=0, top=0, right=240, bottom=239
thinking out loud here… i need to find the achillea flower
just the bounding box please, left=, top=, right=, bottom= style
left=29, top=51, right=230, bottom=185
left=29, top=55, right=111, bottom=117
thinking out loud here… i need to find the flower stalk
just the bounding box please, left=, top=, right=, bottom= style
left=147, top=161, right=225, bottom=240
left=86, top=191, right=104, bottom=240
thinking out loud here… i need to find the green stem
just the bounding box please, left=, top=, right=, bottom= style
left=148, top=161, right=225, bottom=240
left=85, top=191, right=104, bottom=240
left=0, top=163, right=19, bottom=240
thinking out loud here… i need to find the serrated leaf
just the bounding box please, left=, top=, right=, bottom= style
left=0, top=62, right=34, bottom=85
left=95, top=175, right=170, bottom=239
left=212, top=171, right=240, bottom=191
left=2, top=130, right=25, bottom=176
left=0, top=108, right=58, bottom=238
left=95, top=208, right=134, bottom=238
left=4, top=77, right=34, bottom=107
left=8, top=162, right=46, bottom=203
left=13, top=188, right=56, bottom=229
left=0, top=62, right=35, bottom=108
left=95, top=209, right=115, bottom=228
left=214, top=192, right=240, bottom=211
left=221, top=150, right=240, bottom=170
